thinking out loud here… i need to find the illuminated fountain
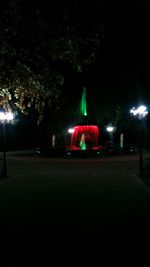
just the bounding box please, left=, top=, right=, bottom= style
left=67, top=88, right=101, bottom=152
left=70, top=125, right=100, bottom=150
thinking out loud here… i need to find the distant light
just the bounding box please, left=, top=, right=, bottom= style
left=130, top=105, right=148, bottom=119
left=106, top=126, right=114, bottom=132
left=68, top=128, right=74, bottom=133
left=0, top=111, right=14, bottom=122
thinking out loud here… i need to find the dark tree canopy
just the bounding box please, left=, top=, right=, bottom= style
left=0, top=0, right=149, bottom=128
left=0, top=0, right=103, bottom=122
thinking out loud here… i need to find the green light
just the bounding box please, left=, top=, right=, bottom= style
left=81, top=87, right=87, bottom=116
left=79, top=133, right=86, bottom=150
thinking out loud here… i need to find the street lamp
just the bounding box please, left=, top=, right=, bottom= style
left=130, top=105, right=148, bottom=177
left=106, top=125, right=115, bottom=146
left=130, top=105, right=148, bottom=119
left=68, top=128, right=74, bottom=134
left=0, top=111, right=14, bottom=178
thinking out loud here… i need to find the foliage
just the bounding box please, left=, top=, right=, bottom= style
left=0, top=0, right=103, bottom=125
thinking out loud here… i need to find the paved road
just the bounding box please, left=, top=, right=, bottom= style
left=0, top=151, right=150, bottom=263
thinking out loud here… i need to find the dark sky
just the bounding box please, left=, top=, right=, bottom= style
left=57, top=1, right=150, bottom=108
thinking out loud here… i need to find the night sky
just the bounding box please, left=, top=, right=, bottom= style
left=60, top=1, right=150, bottom=116
left=59, top=2, right=150, bottom=106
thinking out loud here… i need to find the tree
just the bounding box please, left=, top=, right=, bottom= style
left=0, top=0, right=103, bottom=126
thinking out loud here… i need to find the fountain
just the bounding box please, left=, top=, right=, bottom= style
left=70, top=125, right=100, bottom=150
left=67, top=88, right=101, bottom=153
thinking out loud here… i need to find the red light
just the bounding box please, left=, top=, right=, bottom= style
left=69, top=125, right=100, bottom=150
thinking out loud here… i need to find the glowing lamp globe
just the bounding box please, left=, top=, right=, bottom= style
left=68, top=128, right=74, bottom=134
left=0, top=111, right=14, bottom=122
left=130, top=105, right=148, bottom=119
left=106, top=126, right=114, bottom=132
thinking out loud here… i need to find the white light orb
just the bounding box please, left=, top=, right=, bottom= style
left=0, top=111, right=14, bottom=122
left=106, top=126, right=114, bottom=132
left=130, top=105, right=148, bottom=119
left=68, top=128, right=74, bottom=133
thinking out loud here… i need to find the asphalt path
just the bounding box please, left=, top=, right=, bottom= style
left=0, top=151, right=150, bottom=264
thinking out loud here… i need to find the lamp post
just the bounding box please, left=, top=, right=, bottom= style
left=0, top=111, right=14, bottom=178
left=130, top=105, right=148, bottom=178
left=106, top=125, right=115, bottom=146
